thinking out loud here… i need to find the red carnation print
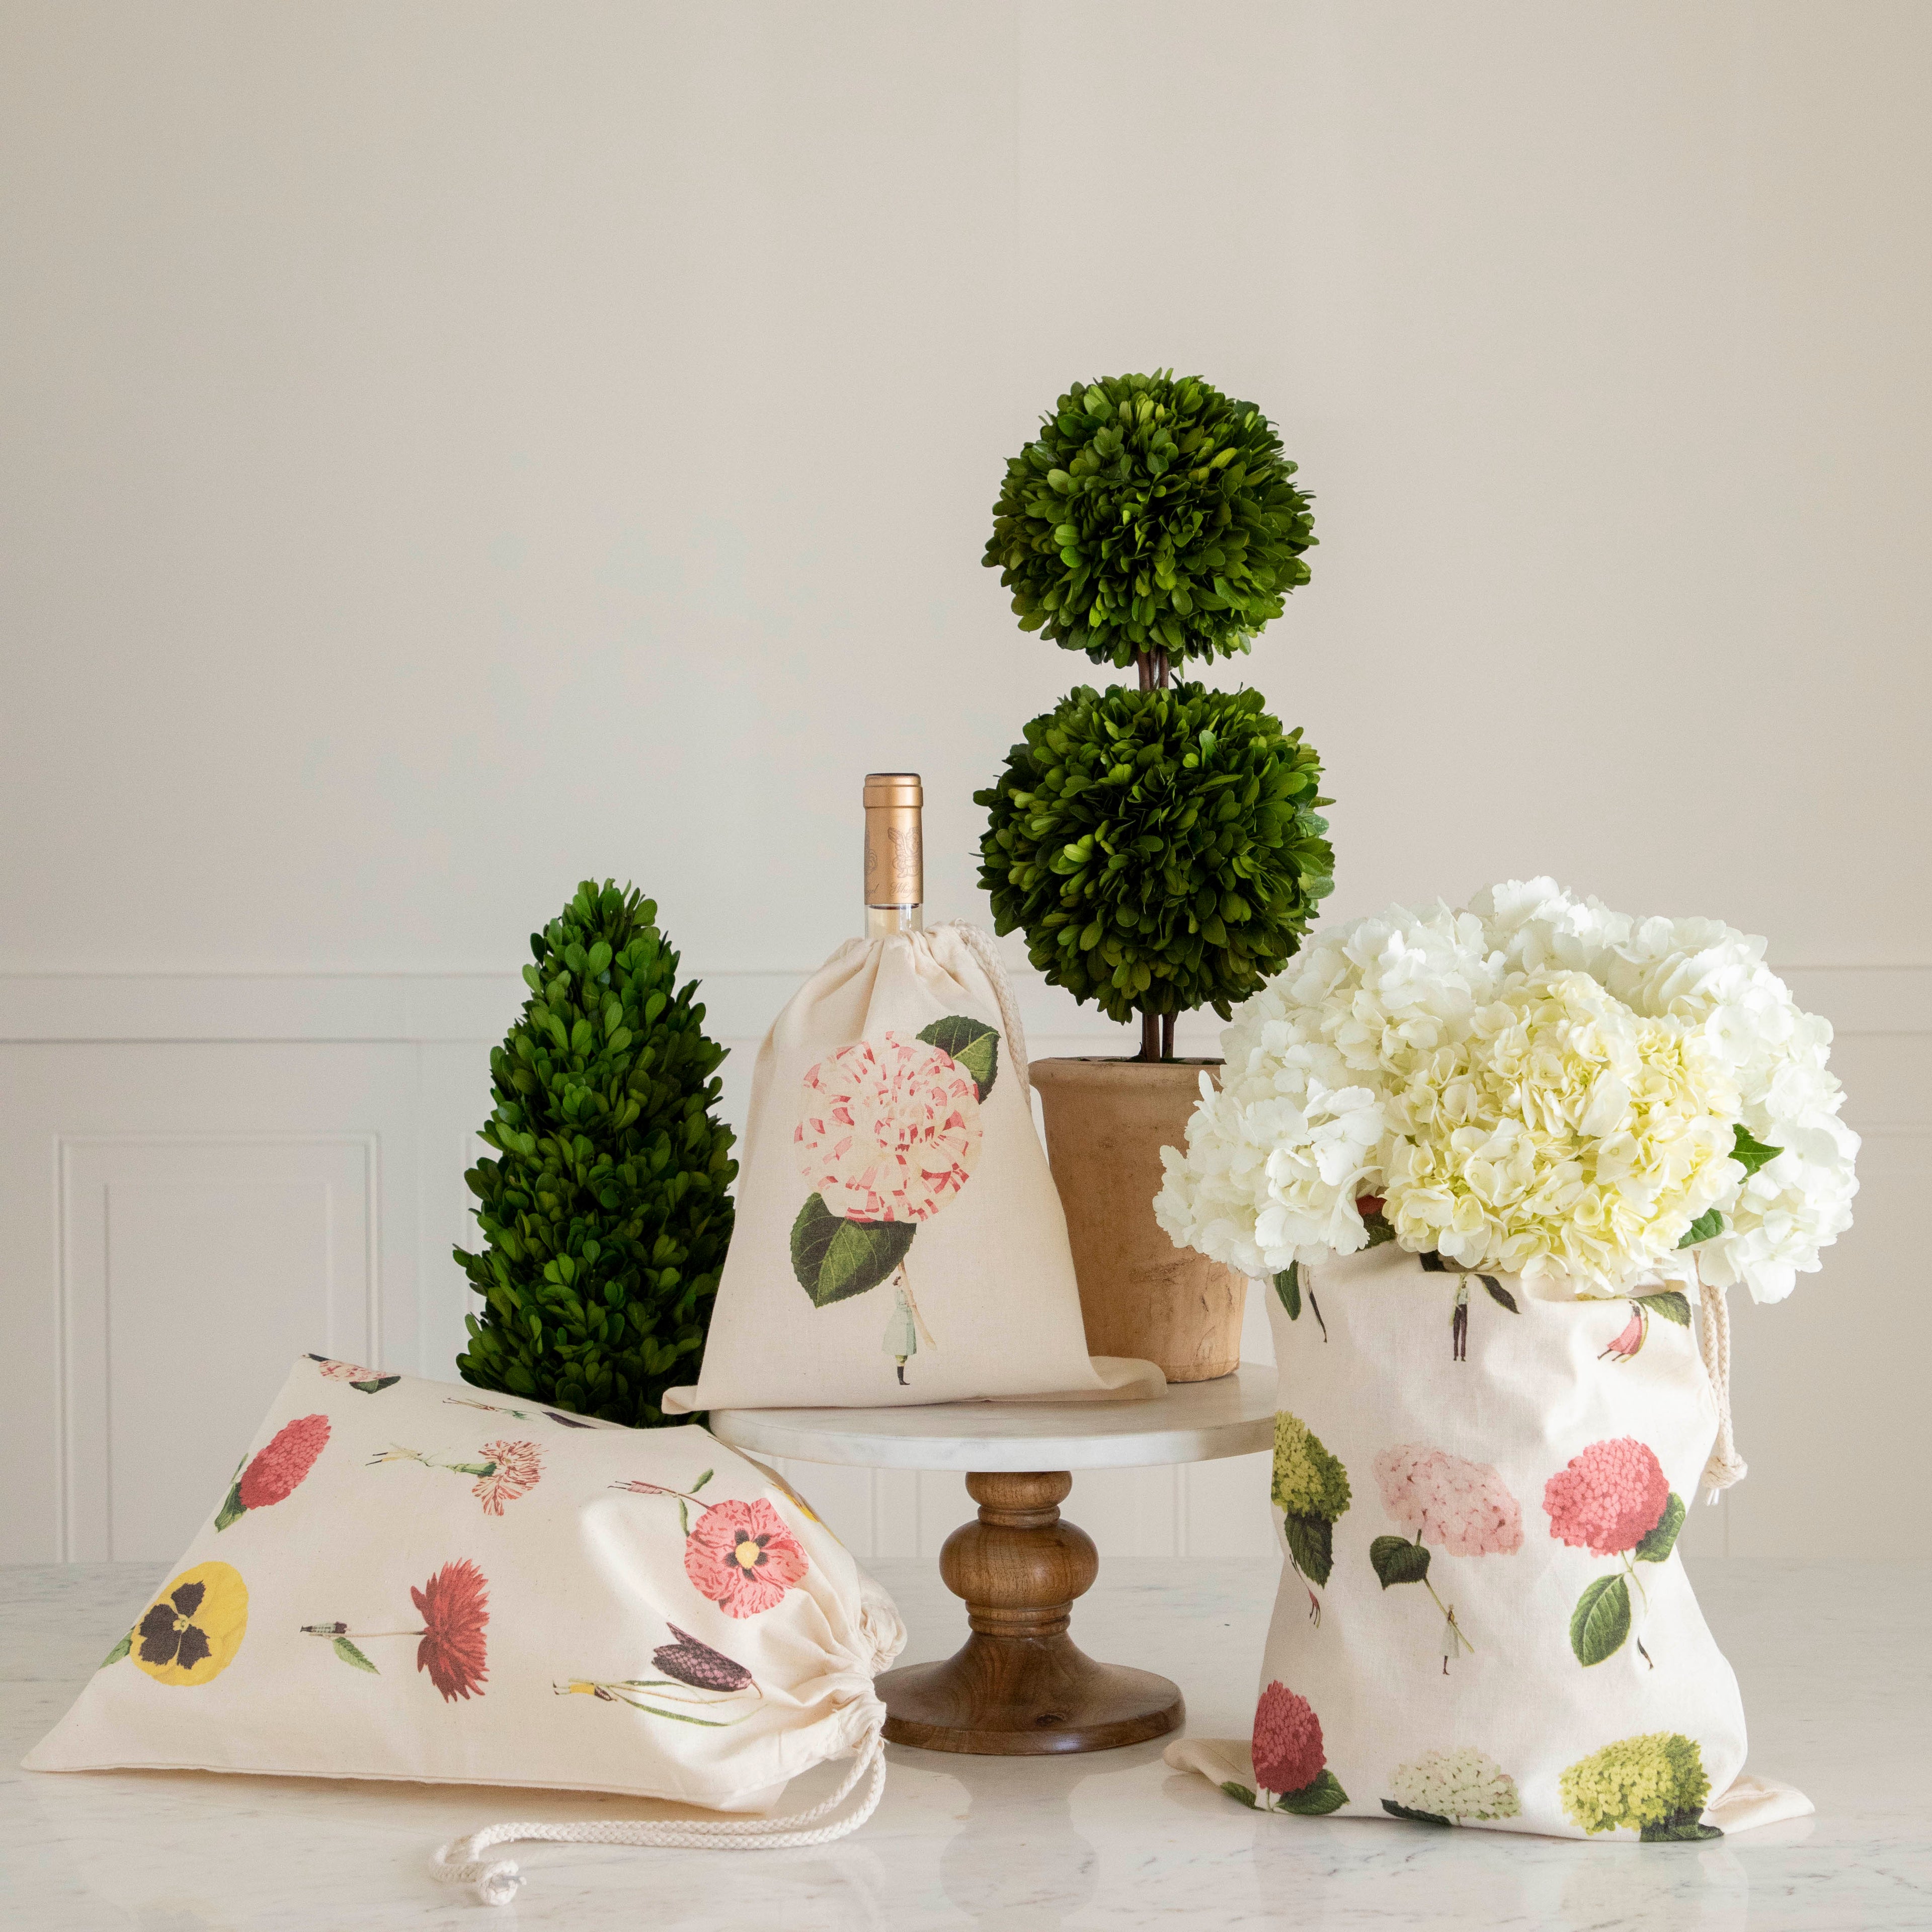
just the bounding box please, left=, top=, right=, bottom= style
left=216, top=1414, right=330, bottom=1530
left=1233, top=1681, right=1349, bottom=1816
left=413, top=1560, right=491, bottom=1701
left=683, top=1498, right=809, bottom=1619
left=1545, top=1438, right=1686, bottom=1671
left=1544, top=1437, right=1671, bottom=1557
left=300, top=1558, right=490, bottom=1701
left=470, top=1440, right=543, bottom=1516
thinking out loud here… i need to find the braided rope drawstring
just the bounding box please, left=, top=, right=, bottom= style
left=937, top=922, right=1032, bottom=1089
left=1695, top=1262, right=1748, bottom=1502
left=429, top=1725, right=888, bottom=1906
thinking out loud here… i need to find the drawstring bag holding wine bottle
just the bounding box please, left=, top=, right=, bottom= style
left=666, top=915, right=1162, bottom=1412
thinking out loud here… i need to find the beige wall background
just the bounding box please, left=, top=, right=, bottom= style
left=3, top=3, right=1927, bottom=1564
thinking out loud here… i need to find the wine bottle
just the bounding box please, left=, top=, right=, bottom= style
left=862, top=772, right=923, bottom=937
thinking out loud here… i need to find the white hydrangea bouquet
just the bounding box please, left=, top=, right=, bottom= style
left=1154, top=878, right=1857, bottom=1302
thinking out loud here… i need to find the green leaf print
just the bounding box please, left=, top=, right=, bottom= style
left=334, top=1636, right=379, bottom=1674
left=1370, top=1535, right=1431, bottom=1589
left=1635, top=1492, right=1686, bottom=1565
left=98, top=1631, right=133, bottom=1670
left=789, top=1194, right=917, bottom=1308
left=1273, top=1263, right=1301, bottom=1319
left=1381, top=1800, right=1453, bottom=1827
left=1640, top=1811, right=1724, bottom=1842
left=916, top=1015, right=1000, bottom=1102
left=1570, top=1574, right=1632, bottom=1666
left=1283, top=1512, right=1334, bottom=1589
left=1636, top=1290, right=1692, bottom=1327
left=1358, top=1209, right=1397, bottom=1248
left=1277, top=1768, right=1349, bottom=1816
left=1481, top=1277, right=1518, bottom=1312
left=1220, top=1781, right=1259, bottom=1808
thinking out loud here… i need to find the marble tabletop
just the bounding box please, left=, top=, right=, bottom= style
left=710, top=1361, right=1278, bottom=1470
left=4, top=1556, right=1925, bottom=1929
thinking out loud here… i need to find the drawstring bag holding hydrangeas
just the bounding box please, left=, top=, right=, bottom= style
left=1154, top=880, right=1856, bottom=1839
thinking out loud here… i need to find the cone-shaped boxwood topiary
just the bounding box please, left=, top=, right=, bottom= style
left=983, top=370, right=1315, bottom=670
left=976, top=682, right=1332, bottom=1026
left=454, top=880, right=738, bottom=1425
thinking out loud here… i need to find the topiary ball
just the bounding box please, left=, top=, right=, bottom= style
left=454, top=880, right=738, bottom=1426
left=975, top=682, right=1333, bottom=1023
left=983, top=371, right=1315, bottom=669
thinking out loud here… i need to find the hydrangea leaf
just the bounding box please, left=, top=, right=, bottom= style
left=1640, top=1812, right=1724, bottom=1842
left=916, top=1016, right=1000, bottom=1102
left=1370, top=1535, right=1431, bottom=1589
left=1636, top=1290, right=1692, bottom=1327
left=789, top=1195, right=916, bottom=1309
left=1273, top=1263, right=1301, bottom=1319
left=1729, top=1125, right=1783, bottom=1177
left=1359, top=1209, right=1397, bottom=1248
left=1480, top=1276, right=1518, bottom=1312
left=1677, top=1210, right=1725, bottom=1250
left=1381, top=1800, right=1453, bottom=1827
left=1635, top=1492, right=1686, bottom=1565
left=1220, top=1781, right=1259, bottom=1809
left=1570, top=1574, right=1632, bottom=1666
left=1283, top=1511, right=1334, bottom=1589
left=1276, top=1768, right=1349, bottom=1816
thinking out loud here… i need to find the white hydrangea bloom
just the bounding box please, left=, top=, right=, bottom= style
left=1388, top=1745, right=1520, bottom=1822
left=1152, top=880, right=1858, bottom=1302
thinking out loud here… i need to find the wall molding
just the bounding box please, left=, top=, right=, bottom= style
left=3, top=964, right=1926, bottom=1043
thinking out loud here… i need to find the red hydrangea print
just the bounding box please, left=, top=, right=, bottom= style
left=1252, top=1681, right=1325, bottom=1795
left=1543, top=1437, right=1671, bottom=1557
left=413, top=1559, right=490, bottom=1701
left=217, top=1414, right=331, bottom=1530
left=1238, top=1681, right=1349, bottom=1815
left=683, top=1498, right=809, bottom=1618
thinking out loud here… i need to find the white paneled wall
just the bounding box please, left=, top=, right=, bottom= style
left=2, top=965, right=1922, bottom=1569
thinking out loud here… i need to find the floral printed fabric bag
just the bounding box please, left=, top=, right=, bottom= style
left=1167, top=1248, right=1811, bottom=1837
left=666, top=922, right=1162, bottom=1410
left=26, top=1357, right=905, bottom=1905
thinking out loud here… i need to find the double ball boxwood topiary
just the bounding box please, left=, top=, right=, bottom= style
left=980, top=370, right=1331, bottom=1057
left=454, top=880, right=737, bottom=1425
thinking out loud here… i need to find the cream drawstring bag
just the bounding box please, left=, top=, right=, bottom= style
left=667, top=921, right=1162, bottom=1411
left=1167, top=1244, right=1811, bottom=1841
left=25, top=1358, right=904, bottom=1905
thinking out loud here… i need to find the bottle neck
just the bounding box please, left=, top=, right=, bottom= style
left=862, top=771, right=923, bottom=939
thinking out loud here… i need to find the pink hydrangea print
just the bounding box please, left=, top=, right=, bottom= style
left=1545, top=1438, right=1686, bottom=1671
left=795, top=1032, right=981, bottom=1224
left=1236, top=1681, right=1348, bottom=1815
left=1543, top=1438, right=1671, bottom=1557
left=1373, top=1446, right=1523, bottom=1557
left=683, top=1497, right=810, bottom=1618
left=1369, top=1445, right=1522, bottom=1672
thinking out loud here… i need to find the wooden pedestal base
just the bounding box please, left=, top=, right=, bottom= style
left=877, top=1471, right=1184, bottom=1756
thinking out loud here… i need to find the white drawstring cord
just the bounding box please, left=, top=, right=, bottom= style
left=1695, top=1265, right=1748, bottom=1502
left=430, top=1726, right=888, bottom=1906
left=938, top=922, right=1032, bottom=1089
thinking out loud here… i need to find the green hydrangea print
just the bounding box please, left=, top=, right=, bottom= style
left=1271, top=1410, right=1351, bottom=1597
left=1559, top=1731, right=1720, bottom=1840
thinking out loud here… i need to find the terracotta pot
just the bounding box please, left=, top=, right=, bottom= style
left=1030, top=1057, right=1246, bottom=1383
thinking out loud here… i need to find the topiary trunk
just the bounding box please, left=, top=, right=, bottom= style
left=454, top=879, right=737, bottom=1425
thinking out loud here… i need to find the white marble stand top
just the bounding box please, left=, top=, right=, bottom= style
left=709, top=1360, right=1276, bottom=1470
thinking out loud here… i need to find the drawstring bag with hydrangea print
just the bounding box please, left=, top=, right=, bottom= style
left=1154, top=882, right=1852, bottom=1838
left=665, top=919, right=1163, bottom=1412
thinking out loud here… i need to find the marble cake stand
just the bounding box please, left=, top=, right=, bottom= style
left=709, top=1362, right=1274, bottom=1756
